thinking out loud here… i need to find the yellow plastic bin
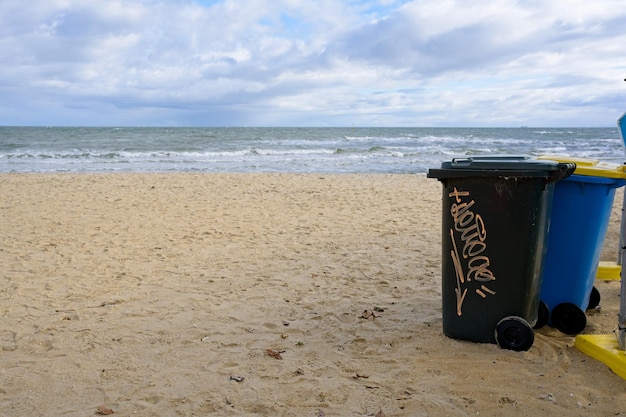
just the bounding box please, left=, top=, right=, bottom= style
left=537, top=156, right=626, bottom=335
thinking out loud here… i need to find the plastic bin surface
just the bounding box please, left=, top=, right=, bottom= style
left=428, top=157, right=574, bottom=345
left=540, top=172, right=625, bottom=314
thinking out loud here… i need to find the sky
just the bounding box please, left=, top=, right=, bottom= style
left=1, top=0, right=625, bottom=127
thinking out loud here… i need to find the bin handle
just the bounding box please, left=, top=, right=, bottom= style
left=545, top=163, right=576, bottom=184
left=450, top=158, right=473, bottom=166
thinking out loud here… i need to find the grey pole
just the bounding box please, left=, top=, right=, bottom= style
left=618, top=188, right=626, bottom=350
left=617, top=110, right=626, bottom=350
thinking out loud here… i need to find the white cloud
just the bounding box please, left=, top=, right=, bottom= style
left=0, top=0, right=625, bottom=126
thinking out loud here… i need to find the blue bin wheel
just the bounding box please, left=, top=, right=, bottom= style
left=586, top=286, right=601, bottom=310
left=533, top=301, right=549, bottom=329
left=494, top=316, right=534, bottom=351
left=551, top=302, right=587, bottom=335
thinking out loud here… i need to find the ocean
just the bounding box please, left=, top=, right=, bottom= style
left=0, top=126, right=624, bottom=174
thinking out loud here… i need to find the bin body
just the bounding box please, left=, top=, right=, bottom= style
left=540, top=170, right=625, bottom=314
left=428, top=157, right=573, bottom=344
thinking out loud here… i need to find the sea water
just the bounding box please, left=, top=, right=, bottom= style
left=0, top=126, right=623, bottom=174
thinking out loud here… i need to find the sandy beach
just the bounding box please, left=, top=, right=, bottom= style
left=1, top=173, right=625, bottom=416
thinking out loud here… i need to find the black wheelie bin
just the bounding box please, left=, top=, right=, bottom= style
left=427, top=156, right=575, bottom=351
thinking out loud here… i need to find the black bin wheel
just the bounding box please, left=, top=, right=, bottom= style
left=551, top=302, right=587, bottom=335
left=586, top=286, right=601, bottom=310
left=533, top=301, right=549, bottom=329
left=494, top=316, right=534, bottom=351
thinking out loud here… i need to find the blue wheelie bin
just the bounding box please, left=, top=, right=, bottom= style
left=537, top=156, right=626, bottom=335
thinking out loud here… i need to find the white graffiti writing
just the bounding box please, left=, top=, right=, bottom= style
left=448, top=187, right=496, bottom=316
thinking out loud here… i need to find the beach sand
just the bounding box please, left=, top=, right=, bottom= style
left=1, top=173, right=624, bottom=416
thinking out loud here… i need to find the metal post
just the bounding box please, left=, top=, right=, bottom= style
left=617, top=202, right=626, bottom=265
left=619, top=184, right=626, bottom=350
left=617, top=111, right=626, bottom=350
left=616, top=111, right=626, bottom=350
left=618, top=195, right=624, bottom=265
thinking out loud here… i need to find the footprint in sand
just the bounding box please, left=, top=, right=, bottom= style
left=1, top=329, right=18, bottom=351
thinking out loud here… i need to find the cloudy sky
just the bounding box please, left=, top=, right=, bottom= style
left=1, top=0, right=625, bottom=127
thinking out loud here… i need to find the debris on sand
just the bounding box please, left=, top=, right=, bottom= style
left=95, top=405, right=114, bottom=415
left=266, top=349, right=284, bottom=360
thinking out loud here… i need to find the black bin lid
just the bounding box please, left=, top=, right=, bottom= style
left=427, top=156, right=575, bottom=180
